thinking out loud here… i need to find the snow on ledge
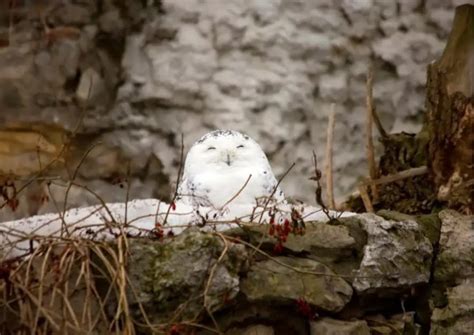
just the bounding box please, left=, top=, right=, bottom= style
left=0, top=199, right=354, bottom=260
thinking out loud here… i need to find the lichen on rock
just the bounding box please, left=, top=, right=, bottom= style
left=126, top=229, right=248, bottom=323
left=240, top=256, right=353, bottom=313
left=433, top=210, right=474, bottom=285
left=431, top=279, right=474, bottom=335
left=310, top=318, right=370, bottom=335
left=352, top=213, right=433, bottom=294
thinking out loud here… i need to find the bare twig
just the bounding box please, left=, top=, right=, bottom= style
left=358, top=184, right=374, bottom=213
left=310, top=151, right=332, bottom=219
left=366, top=67, right=378, bottom=201
left=112, top=234, right=133, bottom=334
left=224, top=235, right=377, bottom=279
left=257, top=162, right=295, bottom=224
left=221, top=174, right=252, bottom=209
left=62, top=142, right=102, bottom=233
left=362, top=166, right=428, bottom=186
left=366, top=67, right=388, bottom=138
left=163, top=134, right=185, bottom=225
left=250, top=163, right=296, bottom=258
left=354, top=166, right=428, bottom=212
left=324, top=103, right=336, bottom=209
left=0, top=83, right=89, bottom=210
left=124, top=161, right=132, bottom=226
left=203, top=233, right=228, bottom=334
left=69, top=182, right=117, bottom=224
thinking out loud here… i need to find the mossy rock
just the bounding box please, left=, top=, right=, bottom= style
left=240, top=256, right=353, bottom=313
left=126, top=229, right=248, bottom=325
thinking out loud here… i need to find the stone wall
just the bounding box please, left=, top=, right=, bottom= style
left=2, top=210, right=473, bottom=334
left=0, top=0, right=462, bottom=220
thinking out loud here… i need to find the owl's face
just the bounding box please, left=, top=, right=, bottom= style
left=184, top=130, right=269, bottom=174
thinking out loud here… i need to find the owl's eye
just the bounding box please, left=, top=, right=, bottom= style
left=236, top=144, right=245, bottom=149
left=207, top=146, right=216, bottom=151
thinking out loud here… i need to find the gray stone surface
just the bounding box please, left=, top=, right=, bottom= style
left=434, top=210, right=474, bottom=285
left=366, top=312, right=421, bottom=334
left=2, top=209, right=470, bottom=333
left=310, top=318, right=371, bottom=335
left=240, top=256, right=353, bottom=313
left=430, top=210, right=474, bottom=335
left=0, top=1, right=456, bottom=220
left=430, top=279, right=474, bottom=335
left=353, top=214, right=433, bottom=294
left=284, top=221, right=357, bottom=253
left=227, top=218, right=366, bottom=276
left=127, top=229, right=248, bottom=323
left=226, top=324, right=275, bottom=335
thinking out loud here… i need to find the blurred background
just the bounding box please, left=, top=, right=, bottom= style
left=0, top=0, right=461, bottom=221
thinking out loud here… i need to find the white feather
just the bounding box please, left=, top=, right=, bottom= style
left=177, top=130, right=285, bottom=208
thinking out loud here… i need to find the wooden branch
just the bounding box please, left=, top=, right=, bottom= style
left=365, top=67, right=378, bottom=201
left=366, top=67, right=388, bottom=139
left=324, top=103, right=336, bottom=209
left=362, top=166, right=428, bottom=187
left=356, top=166, right=428, bottom=213
left=358, top=184, right=374, bottom=213
left=426, top=4, right=474, bottom=212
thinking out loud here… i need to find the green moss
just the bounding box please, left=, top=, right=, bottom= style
left=375, top=210, right=441, bottom=246
left=416, top=213, right=442, bottom=245
left=337, top=216, right=368, bottom=253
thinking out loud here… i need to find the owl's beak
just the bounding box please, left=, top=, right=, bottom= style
left=222, top=150, right=235, bottom=166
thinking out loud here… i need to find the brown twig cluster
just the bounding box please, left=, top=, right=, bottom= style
left=355, top=67, right=428, bottom=213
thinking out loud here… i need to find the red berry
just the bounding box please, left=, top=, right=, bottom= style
left=273, top=242, right=283, bottom=254
left=269, top=225, right=275, bottom=236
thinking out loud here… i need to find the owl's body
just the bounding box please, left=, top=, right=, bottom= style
left=177, top=130, right=284, bottom=208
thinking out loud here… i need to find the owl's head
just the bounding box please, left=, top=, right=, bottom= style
left=183, top=130, right=270, bottom=174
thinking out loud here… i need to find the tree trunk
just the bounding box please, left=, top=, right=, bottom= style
left=425, top=4, right=474, bottom=213
left=345, top=5, right=473, bottom=215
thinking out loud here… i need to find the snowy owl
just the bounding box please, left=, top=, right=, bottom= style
left=176, top=130, right=285, bottom=208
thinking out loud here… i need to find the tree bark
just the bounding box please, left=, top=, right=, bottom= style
left=425, top=4, right=474, bottom=213
left=345, top=5, right=473, bottom=215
